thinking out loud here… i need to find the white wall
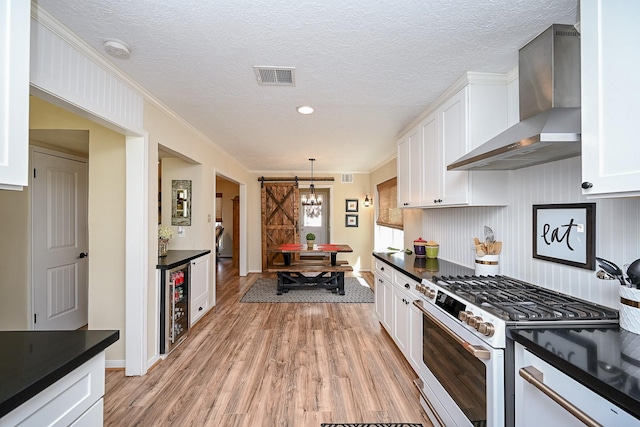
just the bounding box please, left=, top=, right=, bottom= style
left=421, top=157, right=640, bottom=309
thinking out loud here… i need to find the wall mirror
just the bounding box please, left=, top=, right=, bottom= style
left=172, top=180, right=192, bottom=226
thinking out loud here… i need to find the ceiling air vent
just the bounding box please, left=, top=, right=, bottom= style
left=254, top=66, right=295, bottom=86
left=341, top=174, right=354, bottom=184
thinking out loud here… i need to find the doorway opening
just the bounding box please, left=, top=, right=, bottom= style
left=299, top=187, right=330, bottom=251
left=216, top=175, right=240, bottom=270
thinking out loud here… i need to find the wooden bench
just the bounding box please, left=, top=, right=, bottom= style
left=267, top=261, right=353, bottom=295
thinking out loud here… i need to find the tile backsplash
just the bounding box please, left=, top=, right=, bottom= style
left=422, top=156, right=640, bottom=309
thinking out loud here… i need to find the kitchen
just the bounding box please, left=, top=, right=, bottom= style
left=2, top=0, right=640, bottom=426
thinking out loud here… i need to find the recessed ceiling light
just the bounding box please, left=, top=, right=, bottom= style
left=104, top=39, right=131, bottom=59
left=297, top=105, right=314, bottom=115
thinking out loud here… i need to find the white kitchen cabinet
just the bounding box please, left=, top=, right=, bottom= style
left=397, top=126, right=423, bottom=207
left=374, top=260, right=393, bottom=329
left=514, top=343, right=639, bottom=427
left=397, top=73, right=510, bottom=208
left=392, top=285, right=412, bottom=355
left=0, top=0, right=30, bottom=190
left=189, top=254, right=210, bottom=325
left=408, top=301, right=423, bottom=372
left=0, top=354, right=106, bottom=427
left=374, top=259, right=423, bottom=374
left=580, top=0, right=640, bottom=198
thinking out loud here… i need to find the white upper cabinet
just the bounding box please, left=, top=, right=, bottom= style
left=0, top=0, right=30, bottom=190
left=397, top=127, right=423, bottom=207
left=581, top=0, right=640, bottom=198
left=398, top=73, right=511, bottom=208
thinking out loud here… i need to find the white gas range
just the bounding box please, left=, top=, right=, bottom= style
left=413, top=274, right=619, bottom=427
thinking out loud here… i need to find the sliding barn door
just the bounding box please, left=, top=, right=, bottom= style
left=261, top=182, right=299, bottom=270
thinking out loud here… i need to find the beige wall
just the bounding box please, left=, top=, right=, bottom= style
left=0, top=187, right=30, bottom=329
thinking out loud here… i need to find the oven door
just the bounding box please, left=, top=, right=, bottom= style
left=413, top=300, right=504, bottom=427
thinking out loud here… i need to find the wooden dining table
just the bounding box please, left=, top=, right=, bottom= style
left=274, top=243, right=353, bottom=266
left=268, top=243, right=353, bottom=295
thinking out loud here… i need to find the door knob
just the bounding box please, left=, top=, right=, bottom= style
left=78, top=252, right=88, bottom=258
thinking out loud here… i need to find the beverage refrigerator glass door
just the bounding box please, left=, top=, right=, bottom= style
left=414, top=299, right=504, bottom=427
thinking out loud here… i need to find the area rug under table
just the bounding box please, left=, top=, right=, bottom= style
left=320, top=424, right=423, bottom=427
left=240, top=277, right=374, bottom=303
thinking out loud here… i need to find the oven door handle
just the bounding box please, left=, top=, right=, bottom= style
left=519, top=366, right=603, bottom=427
left=413, top=300, right=491, bottom=360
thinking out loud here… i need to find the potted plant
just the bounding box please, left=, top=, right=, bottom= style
left=305, top=232, right=316, bottom=249
left=158, top=225, right=174, bottom=257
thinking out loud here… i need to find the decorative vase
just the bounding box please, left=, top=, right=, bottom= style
left=158, top=238, right=169, bottom=257
left=307, top=240, right=315, bottom=249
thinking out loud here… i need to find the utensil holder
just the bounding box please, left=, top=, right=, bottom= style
left=475, top=254, right=499, bottom=276
left=620, top=286, right=640, bottom=335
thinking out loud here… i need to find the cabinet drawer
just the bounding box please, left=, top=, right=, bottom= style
left=190, top=293, right=209, bottom=326
left=515, top=344, right=639, bottom=426
left=393, top=270, right=418, bottom=297
left=375, top=260, right=392, bottom=281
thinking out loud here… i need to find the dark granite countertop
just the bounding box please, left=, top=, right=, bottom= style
left=510, top=326, right=640, bottom=419
left=0, top=330, right=119, bottom=417
left=373, top=251, right=475, bottom=283
left=156, top=249, right=211, bottom=270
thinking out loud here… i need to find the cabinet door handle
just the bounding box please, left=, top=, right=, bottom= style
left=519, top=366, right=602, bottom=427
left=404, top=283, right=410, bottom=289
left=78, top=252, right=88, bottom=259
left=581, top=181, right=593, bottom=189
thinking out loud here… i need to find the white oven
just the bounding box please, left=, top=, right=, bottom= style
left=413, top=274, right=619, bottom=427
left=413, top=298, right=504, bottom=427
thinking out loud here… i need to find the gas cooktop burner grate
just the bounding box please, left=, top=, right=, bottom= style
left=433, top=275, right=619, bottom=322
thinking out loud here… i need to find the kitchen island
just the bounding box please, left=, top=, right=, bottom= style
left=0, top=329, right=119, bottom=424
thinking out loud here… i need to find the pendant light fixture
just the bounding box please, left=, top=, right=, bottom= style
left=301, top=158, right=322, bottom=217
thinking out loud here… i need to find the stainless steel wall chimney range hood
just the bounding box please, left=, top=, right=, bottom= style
left=448, top=24, right=581, bottom=171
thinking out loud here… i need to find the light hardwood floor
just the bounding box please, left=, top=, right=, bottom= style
left=104, top=259, right=432, bottom=426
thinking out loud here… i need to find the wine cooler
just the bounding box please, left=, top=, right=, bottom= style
left=160, top=262, right=190, bottom=354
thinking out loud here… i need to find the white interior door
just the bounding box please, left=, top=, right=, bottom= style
left=32, top=149, right=88, bottom=330
left=299, top=187, right=330, bottom=245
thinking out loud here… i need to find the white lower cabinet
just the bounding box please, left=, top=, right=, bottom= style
left=392, top=287, right=412, bottom=355
left=514, top=343, right=639, bottom=427
left=0, top=354, right=106, bottom=427
left=408, top=301, right=423, bottom=372
left=189, top=254, right=210, bottom=326
left=375, top=260, right=423, bottom=374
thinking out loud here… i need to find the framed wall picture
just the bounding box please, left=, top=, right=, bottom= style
left=345, top=214, right=358, bottom=227
left=346, top=199, right=358, bottom=212
left=533, top=203, right=596, bottom=270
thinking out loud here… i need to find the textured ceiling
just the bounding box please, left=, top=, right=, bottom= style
left=35, top=0, right=579, bottom=173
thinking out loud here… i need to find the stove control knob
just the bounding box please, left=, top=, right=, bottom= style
left=458, top=311, right=473, bottom=322
left=478, top=322, right=495, bottom=337
left=425, top=287, right=437, bottom=299
left=468, top=316, right=483, bottom=328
